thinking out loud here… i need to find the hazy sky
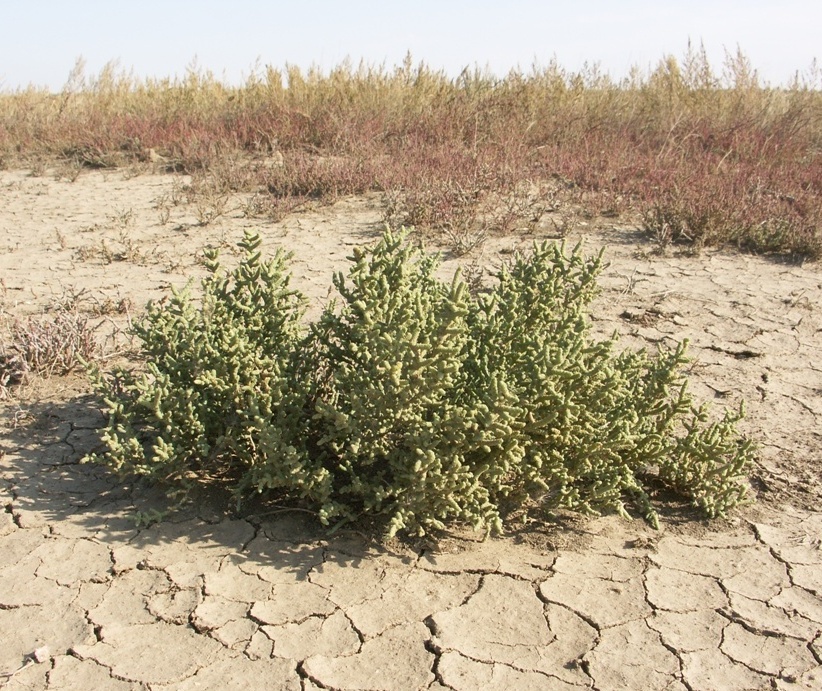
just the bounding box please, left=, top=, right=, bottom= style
left=1, top=1, right=819, bottom=90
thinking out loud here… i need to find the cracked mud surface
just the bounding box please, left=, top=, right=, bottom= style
left=1, top=169, right=821, bottom=689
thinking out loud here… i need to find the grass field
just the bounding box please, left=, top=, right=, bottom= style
left=1, top=47, right=820, bottom=259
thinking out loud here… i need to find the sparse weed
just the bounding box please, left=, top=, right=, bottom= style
left=48, top=285, right=89, bottom=312
left=194, top=191, right=229, bottom=226
left=155, top=195, right=172, bottom=225
left=54, top=159, right=83, bottom=182
left=28, top=159, right=47, bottom=178
left=109, top=207, right=135, bottom=229
left=182, top=172, right=234, bottom=225
left=54, top=229, right=68, bottom=250
left=545, top=208, right=575, bottom=238
left=166, top=179, right=188, bottom=206
left=74, top=234, right=154, bottom=265
left=241, top=191, right=307, bottom=221
left=74, top=241, right=113, bottom=264
left=6, top=311, right=98, bottom=378
left=90, top=295, right=133, bottom=317
left=115, top=230, right=146, bottom=263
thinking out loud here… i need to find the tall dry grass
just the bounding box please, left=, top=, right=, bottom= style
left=1, top=46, right=820, bottom=258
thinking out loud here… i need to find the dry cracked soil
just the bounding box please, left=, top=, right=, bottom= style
left=1, top=168, right=821, bottom=690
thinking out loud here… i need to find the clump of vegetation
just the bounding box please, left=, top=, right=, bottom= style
left=87, top=229, right=754, bottom=537
left=2, top=310, right=98, bottom=375
left=87, top=232, right=328, bottom=504
left=0, top=310, right=99, bottom=399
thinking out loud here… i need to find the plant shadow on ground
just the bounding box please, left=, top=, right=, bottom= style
left=0, top=393, right=419, bottom=578
left=1, top=389, right=758, bottom=572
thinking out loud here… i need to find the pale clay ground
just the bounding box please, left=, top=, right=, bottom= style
left=0, top=168, right=821, bottom=690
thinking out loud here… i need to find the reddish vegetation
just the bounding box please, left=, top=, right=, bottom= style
left=1, top=48, right=820, bottom=258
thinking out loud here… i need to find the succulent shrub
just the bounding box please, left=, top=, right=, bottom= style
left=88, top=227, right=754, bottom=536
left=308, top=230, right=506, bottom=535
left=467, top=244, right=752, bottom=527
left=87, top=231, right=332, bottom=505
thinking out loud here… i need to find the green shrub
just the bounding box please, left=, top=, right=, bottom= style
left=88, top=227, right=754, bottom=536
left=87, top=232, right=332, bottom=506
left=467, top=245, right=752, bottom=527
left=309, top=231, right=503, bottom=535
